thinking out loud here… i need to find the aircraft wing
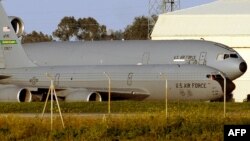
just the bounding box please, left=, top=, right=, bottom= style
left=87, top=87, right=150, bottom=101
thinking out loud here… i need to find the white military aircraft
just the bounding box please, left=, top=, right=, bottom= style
left=0, top=2, right=239, bottom=102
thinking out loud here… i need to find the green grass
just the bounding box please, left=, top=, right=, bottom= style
left=0, top=101, right=249, bottom=140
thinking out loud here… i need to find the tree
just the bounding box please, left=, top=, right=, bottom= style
left=106, top=29, right=124, bottom=40
left=123, top=16, right=149, bottom=40
left=76, top=17, right=107, bottom=41
left=21, top=31, right=53, bottom=43
left=53, top=16, right=107, bottom=41
left=53, top=16, right=78, bottom=41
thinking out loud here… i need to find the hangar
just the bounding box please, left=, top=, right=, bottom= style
left=151, top=0, right=250, bottom=102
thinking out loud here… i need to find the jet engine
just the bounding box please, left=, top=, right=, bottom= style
left=0, top=85, right=32, bottom=102
left=63, top=89, right=102, bottom=102
left=8, top=16, right=25, bottom=37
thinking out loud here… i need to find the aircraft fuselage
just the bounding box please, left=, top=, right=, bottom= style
left=24, top=40, right=247, bottom=80
left=0, top=64, right=235, bottom=101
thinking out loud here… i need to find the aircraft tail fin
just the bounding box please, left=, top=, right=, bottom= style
left=0, top=2, right=36, bottom=68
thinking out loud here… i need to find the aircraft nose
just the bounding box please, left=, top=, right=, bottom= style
left=239, top=62, right=247, bottom=73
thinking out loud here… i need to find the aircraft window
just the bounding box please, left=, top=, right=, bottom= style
left=215, top=74, right=222, bottom=79
left=207, top=74, right=222, bottom=79
left=217, top=53, right=238, bottom=60
left=217, top=54, right=224, bottom=61
left=224, top=54, right=230, bottom=59
left=230, top=54, right=238, bottom=58
left=207, top=74, right=215, bottom=79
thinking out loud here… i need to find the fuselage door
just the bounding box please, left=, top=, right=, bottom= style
left=199, top=52, right=207, bottom=65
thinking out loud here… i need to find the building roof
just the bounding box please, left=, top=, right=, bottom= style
left=169, top=0, right=250, bottom=15
left=151, top=0, right=250, bottom=41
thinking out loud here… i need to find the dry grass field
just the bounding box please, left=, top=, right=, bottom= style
left=0, top=101, right=249, bottom=140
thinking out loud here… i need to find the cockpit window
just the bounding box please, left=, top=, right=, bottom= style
left=217, top=54, right=224, bottom=61
left=214, top=74, right=222, bottom=79
left=206, top=74, right=223, bottom=79
left=217, top=53, right=238, bottom=61
left=224, top=54, right=229, bottom=59
left=230, top=54, right=238, bottom=58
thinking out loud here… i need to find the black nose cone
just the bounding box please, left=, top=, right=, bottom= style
left=239, top=62, right=247, bottom=73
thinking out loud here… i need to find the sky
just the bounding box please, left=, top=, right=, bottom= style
left=2, top=0, right=215, bottom=35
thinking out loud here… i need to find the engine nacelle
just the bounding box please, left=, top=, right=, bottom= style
left=0, top=85, right=32, bottom=102
left=64, top=89, right=102, bottom=102
left=8, top=16, right=25, bottom=37
left=17, top=88, right=32, bottom=102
